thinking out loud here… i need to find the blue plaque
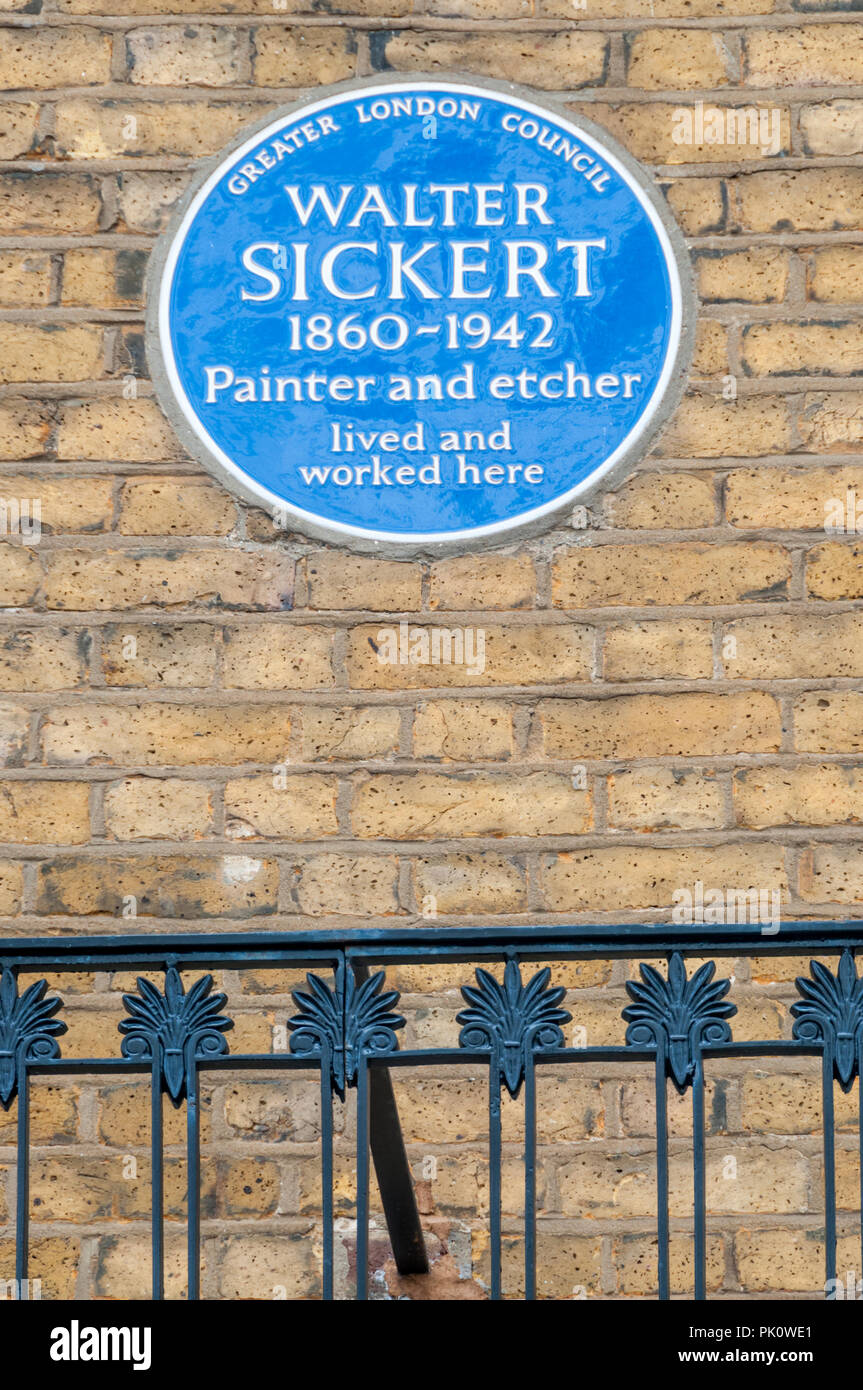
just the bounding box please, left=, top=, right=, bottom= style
left=148, top=77, right=694, bottom=550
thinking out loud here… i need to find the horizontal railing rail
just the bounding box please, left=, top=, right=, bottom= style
left=0, top=922, right=860, bottom=1301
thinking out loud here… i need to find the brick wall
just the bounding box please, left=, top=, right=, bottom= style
left=0, top=0, right=862, bottom=1299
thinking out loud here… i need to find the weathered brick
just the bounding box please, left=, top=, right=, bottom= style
left=799, top=391, right=863, bottom=451
left=0, top=628, right=89, bottom=691
left=0, top=702, right=29, bottom=766
left=382, top=30, right=608, bottom=89
left=0, top=101, right=38, bottom=159
left=0, top=474, right=112, bottom=533
left=0, top=27, right=112, bottom=88
left=300, top=552, right=421, bottom=611
left=806, top=541, right=863, bottom=599
left=540, top=691, right=781, bottom=757
left=116, top=171, right=189, bottom=233
left=290, top=852, right=399, bottom=916
left=627, top=29, right=733, bottom=88
left=348, top=623, right=592, bottom=688
left=61, top=248, right=147, bottom=308
left=42, top=549, right=293, bottom=610
left=696, top=247, right=789, bottom=304
left=428, top=554, right=536, bottom=610
left=724, top=612, right=863, bottom=677
left=412, top=852, right=527, bottom=914
left=35, top=853, right=278, bottom=917
left=0, top=544, right=42, bottom=606
left=585, top=102, right=789, bottom=165
left=412, top=700, right=513, bottom=761
left=101, top=623, right=219, bottom=687
left=0, top=324, right=103, bottom=383
left=603, top=619, right=714, bottom=680
left=745, top=25, right=863, bottom=85
left=0, top=781, right=89, bottom=843
left=300, top=705, right=399, bottom=760
left=55, top=98, right=269, bottom=159
left=57, top=399, right=183, bottom=463
left=0, top=397, right=54, bottom=459
left=127, top=25, right=250, bottom=85
left=351, top=771, right=591, bottom=839
left=541, top=844, right=787, bottom=912
left=735, top=170, right=863, bottom=232
left=795, top=691, right=863, bottom=753
left=0, top=861, right=22, bottom=913
left=0, top=251, right=51, bottom=306
left=614, top=1233, right=725, bottom=1295
left=252, top=26, right=357, bottom=86
left=41, top=703, right=292, bottom=766
left=0, top=172, right=101, bottom=234
left=603, top=471, right=716, bottom=529
left=735, top=764, right=863, bottom=829
left=217, top=1234, right=319, bottom=1300
left=224, top=773, right=338, bottom=839
left=808, top=246, right=863, bottom=303
left=104, top=776, right=214, bottom=840
left=608, top=766, right=725, bottom=829
left=222, top=625, right=334, bottom=690
left=117, top=479, right=235, bottom=536
left=743, top=321, right=863, bottom=376
left=659, top=393, right=792, bottom=457
left=664, top=177, right=726, bottom=235
left=0, top=1237, right=80, bottom=1299
left=726, top=465, right=863, bottom=528
left=801, top=101, right=863, bottom=156
left=799, top=844, right=863, bottom=903
left=553, top=542, right=789, bottom=607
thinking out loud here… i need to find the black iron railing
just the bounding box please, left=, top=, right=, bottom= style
left=1, top=921, right=861, bottom=1301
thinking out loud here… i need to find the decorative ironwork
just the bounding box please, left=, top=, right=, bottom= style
left=457, top=960, right=571, bottom=1097
left=623, top=954, right=736, bottom=1093
left=0, top=969, right=66, bottom=1107
left=288, top=968, right=405, bottom=1099
left=792, top=950, right=863, bottom=1091
left=119, top=966, right=232, bottom=1103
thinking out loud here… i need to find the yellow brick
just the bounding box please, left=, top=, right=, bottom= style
left=0, top=173, right=101, bottom=234
left=800, top=101, right=863, bottom=157
left=542, top=844, right=787, bottom=912
left=224, top=773, right=338, bottom=839
left=799, top=391, right=863, bottom=452
left=117, top=170, right=189, bottom=233
left=299, top=552, right=421, bottom=611
left=540, top=691, right=781, bottom=757
left=664, top=177, right=726, bottom=235
left=104, top=776, right=214, bottom=839
left=0, top=102, right=38, bottom=159
left=61, top=247, right=147, bottom=308
left=0, top=26, right=112, bottom=88
left=660, top=393, right=792, bottom=457
left=55, top=98, right=269, bottom=158
left=799, top=844, right=863, bottom=903
left=735, top=1227, right=840, bottom=1293
left=217, top=1234, right=319, bottom=1300
left=806, top=541, right=863, bottom=599
left=127, top=24, right=250, bottom=85
left=736, top=170, right=863, bottom=232
left=0, top=1083, right=77, bottom=1144
left=413, top=699, right=513, bottom=760
left=348, top=622, right=592, bottom=688
left=0, top=781, right=89, bottom=843
left=0, top=250, right=51, bottom=306
left=627, top=29, right=732, bottom=88
left=252, top=26, right=357, bottom=86
left=300, top=705, right=399, bottom=760
left=412, top=852, right=527, bottom=914
left=615, top=1234, right=725, bottom=1296
left=35, top=853, right=278, bottom=917
left=101, top=623, right=219, bottom=687
left=0, top=324, right=103, bottom=383
left=351, top=771, right=591, bottom=839
left=43, top=549, right=293, bottom=610
left=291, top=853, right=399, bottom=916
left=740, top=1070, right=856, bottom=1134
left=696, top=247, right=789, bottom=304
left=603, top=471, right=716, bottom=529
left=726, top=465, right=863, bottom=528
left=381, top=30, right=608, bottom=89
left=0, top=474, right=112, bottom=533
left=724, top=612, right=863, bottom=678
left=0, top=861, right=22, bottom=913
left=584, top=102, right=789, bottom=165
left=795, top=691, right=863, bottom=753
left=429, top=554, right=536, bottom=610
left=608, top=767, right=725, bottom=829
left=745, top=25, right=863, bottom=86
left=0, top=701, right=28, bottom=765
left=0, top=1237, right=80, bottom=1299
left=0, top=397, right=53, bottom=459
left=603, top=620, right=714, bottom=680
left=553, top=542, right=789, bottom=607
left=41, top=702, right=292, bottom=765
left=95, top=1233, right=188, bottom=1299
left=57, top=398, right=183, bottom=463
left=117, top=479, right=235, bottom=536
left=0, top=544, right=42, bottom=606
left=743, top=321, right=863, bottom=376
left=223, top=625, right=334, bottom=690
left=0, top=628, right=88, bottom=692
left=808, top=246, right=863, bottom=303
left=734, top=765, right=863, bottom=829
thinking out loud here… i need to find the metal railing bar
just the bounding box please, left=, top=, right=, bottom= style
left=187, top=1053, right=201, bottom=1302
left=151, top=1049, right=163, bottom=1302
left=524, top=1047, right=537, bottom=1302
left=320, top=1040, right=334, bottom=1303
left=656, top=1056, right=670, bottom=1301
left=15, top=1058, right=29, bottom=1296
left=489, top=1048, right=502, bottom=1302
left=356, top=1053, right=370, bottom=1302
left=822, top=1053, right=837, bottom=1295
left=692, top=1061, right=707, bottom=1301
